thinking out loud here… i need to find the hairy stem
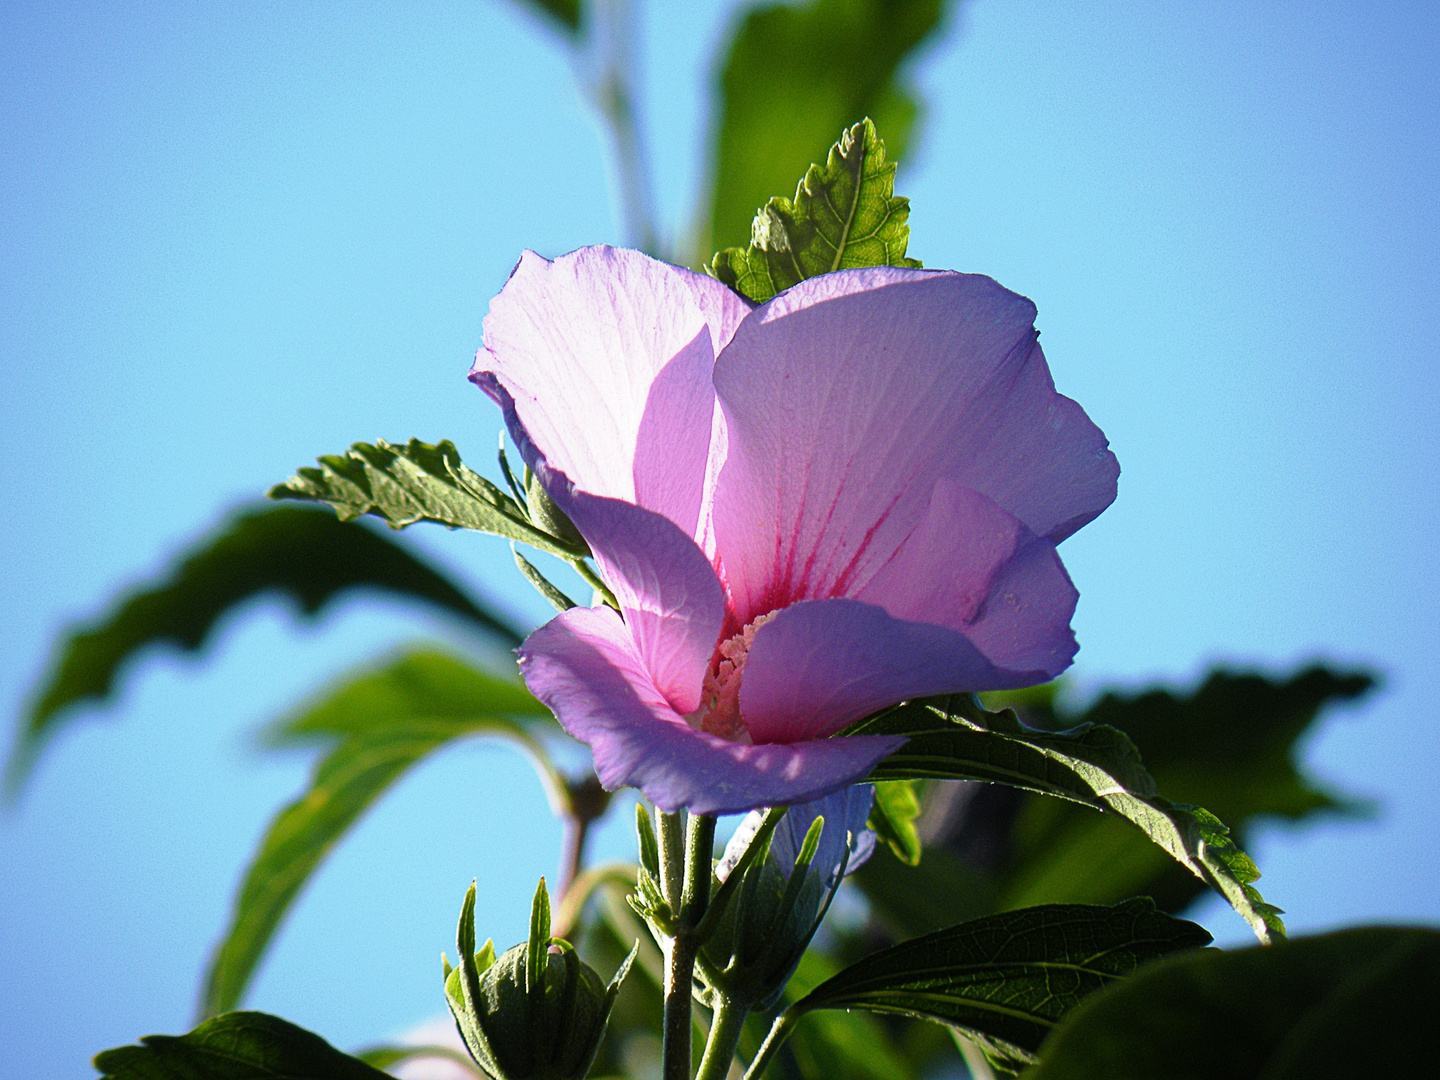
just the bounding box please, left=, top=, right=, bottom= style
left=659, top=811, right=718, bottom=1080
left=695, top=997, right=749, bottom=1080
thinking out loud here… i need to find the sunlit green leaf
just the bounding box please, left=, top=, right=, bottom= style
left=1026, top=926, right=1439, bottom=1080
left=7, top=504, right=520, bottom=802
left=270, top=437, right=587, bottom=559
left=787, top=899, right=1210, bottom=1075
left=989, top=666, right=1375, bottom=916
left=708, top=118, right=919, bottom=302
left=868, top=780, right=923, bottom=866
left=200, top=649, right=552, bottom=1017
left=702, top=0, right=951, bottom=262
left=851, top=695, right=1285, bottom=944
left=94, top=1011, right=390, bottom=1080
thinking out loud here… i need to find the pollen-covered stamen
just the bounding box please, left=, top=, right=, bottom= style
left=690, top=611, right=777, bottom=742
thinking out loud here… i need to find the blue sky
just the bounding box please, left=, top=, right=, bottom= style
left=2, top=2, right=1437, bottom=1077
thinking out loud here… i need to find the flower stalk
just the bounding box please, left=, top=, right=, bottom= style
left=659, top=810, right=717, bottom=1080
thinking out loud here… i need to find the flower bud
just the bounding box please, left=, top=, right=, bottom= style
left=697, top=785, right=876, bottom=1011
left=445, top=878, right=634, bottom=1080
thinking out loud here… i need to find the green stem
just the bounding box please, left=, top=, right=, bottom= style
left=659, top=812, right=717, bottom=1080
left=695, top=997, right=749, bottom=1080
left=743, top=1009, right=801, bottom=1080
left=663, top=931, right=699, bottom=1080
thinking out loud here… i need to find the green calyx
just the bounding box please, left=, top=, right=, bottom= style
left=696, top=814, right=838, bottom=1013
left=445, top=879, right=636, bottom=1080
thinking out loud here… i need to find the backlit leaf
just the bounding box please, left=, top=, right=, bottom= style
left=868, top=779, right=923, bottom=866
left=702, top=0, right=953, bottom=262
left=707, top=118, right=920, bottom=302
left=989, top=667, right=1375, bottom=916
left=199, top=649, right=552, bottom=1017
left=851, top=695, right=1285, bottom=944
left=789, top=899, right=1210, bottom=1074
left=7, top=504, right=520, bottom=801
left=270, top=437, right=588, bottom=559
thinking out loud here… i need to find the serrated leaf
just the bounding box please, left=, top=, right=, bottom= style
left=200, top=649, right=553, bottom=1017
left=787, top=899, right=1210, bottom=1074
left=868, top=780, right=923, bottom=866
left=94, top=1011, right=391, bottom=1080
left=707, top=118, right=920, bottom=302
left=270, top=437, right=587, bottom=559
left=850, top=695, right=1285, bottom=944
left=988, top=666, right=1376, bottom=917
left=1025, top=926, right=1440, bottom=1080
left=7, top=504, right=521, bottom=802
left=702, top=0, right=951, bottom=263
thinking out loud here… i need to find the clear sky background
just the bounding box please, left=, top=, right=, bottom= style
left=2, top=2, right=1437, bottom=1077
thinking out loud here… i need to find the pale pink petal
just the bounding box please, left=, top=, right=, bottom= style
left=540, top=468, right=726, bottom=716
left=473, top=246, right=721, bottom=537
left=519, top=606, right=906, bottom=815
left=740, top=598, right=1053, bottom=746
left=857, top=478, right=1079, bottom=677
left=710, top=267, right=1118, bottom=623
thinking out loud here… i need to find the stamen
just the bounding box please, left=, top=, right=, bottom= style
left=690, top=611, right=777, bottom=742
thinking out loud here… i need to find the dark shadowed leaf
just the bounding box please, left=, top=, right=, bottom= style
left=988, top=667, right=1375, bottom=916
left=1026, top=926, right=1439, bottom=1080
left=787, top=899, right=1209, bottom=1074
left=703, top=0, right=953, bottom=261
left=7, top=504, right=521, bottom=801
left=200, top=649, right=553, bottom=1017
left=852, top=695, right=1285, bottom=944
left=94, top=1011, right=391, bottom=1080
left=270, top=438, right=588, bottom=559
left=707, top=118, right=920, bottom=302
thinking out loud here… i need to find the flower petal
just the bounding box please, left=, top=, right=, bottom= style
left=769, top=784, right=877, bottom=884
left=740, top=597, right=1052, bottom=745
left=519, top=606, right=906, bottom=816
left=473, top=246, right=741, bottom=537
left=711, top=267, right=1118, bottom=623
left=857, top=478, right=1079, bottom=679
left=541, top=474, right=725, bottom=715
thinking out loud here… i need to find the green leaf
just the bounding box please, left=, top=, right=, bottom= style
left=868, top=780, right=923, bottom=866
left=94, top=1011, right=391, bottom=1080
left=1025, top=926, right=1440, bottom=1080
left=707, top=118, right=920, bottom=302
left=7, top=504, right=521, bottom=802
left=701, top=0, right=950, bottom=262
left=200, top=649, right=553, bottom=1017
left=270, top=437, right=588, bottom=559
left=512, top=0, right=583, bottom=36
left=850, top=695, right=1285, bottom=944
left=788, top=899, right=1210, bottom=1074
left=766, top=948, right=921, bottom=1080
left=989, top=666, right=1375, bottom=917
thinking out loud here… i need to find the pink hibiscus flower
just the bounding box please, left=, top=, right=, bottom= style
left=472, top=246, right=1117, bottom=815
